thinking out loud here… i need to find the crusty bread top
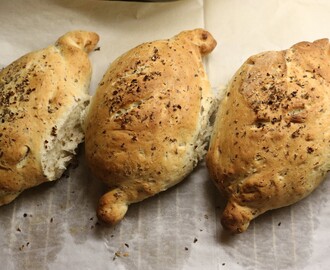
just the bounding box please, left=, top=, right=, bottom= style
left=206, top=38, right=330, bottom=233
left=0, top=31, right=99, bottom=205
left=85, top=28, right=216, bottom=191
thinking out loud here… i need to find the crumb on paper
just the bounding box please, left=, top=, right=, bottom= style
left=113, top=251, right=129, bottom=260
left=278, top=222, right=281, bottom=226
left=94, top=47, right=101, bottom=51
left=90, top=217, right=97, bottom=229
left=19, top=242, right=30, bottom=251
left=113, top=243, right=131, bottom=260
left=185, top=247, right=189, bottom=251
left=193, top=238, right=198, bottom=243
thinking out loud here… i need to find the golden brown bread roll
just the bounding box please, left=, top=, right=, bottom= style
left=0, top=30, right=99, bottom=206
left=206, top=38, right=330, bottom=233
left=85, top=29, right=217, bottom=224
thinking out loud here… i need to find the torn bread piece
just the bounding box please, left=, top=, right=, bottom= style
left=0, top=30, right=99, bottom=205
left=207, top=39, right=330, bottom=233
left=84, top=29, right=217, bottom=224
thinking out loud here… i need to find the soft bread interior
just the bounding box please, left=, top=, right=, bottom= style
left=41, top=97, right=90, bottom=181
left=192, top=88, right=218, bottom=164
left=194, top=98, right=214, bottom=159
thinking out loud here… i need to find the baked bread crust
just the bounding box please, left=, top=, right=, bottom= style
left=206, top=39, right=330, bottom=233
left=0, top=31, right=99, bottom=205
left=85, top=29, right=217, bottom=224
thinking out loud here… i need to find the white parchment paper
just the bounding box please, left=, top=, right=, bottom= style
left=1, top=0, right=330, bottom=269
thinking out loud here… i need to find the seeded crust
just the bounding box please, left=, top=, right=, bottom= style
left=0, top=31, right=99, bottom=206
left=84, top=29, right=217, bottom=224
left=206, top=39, right=330, bottom=233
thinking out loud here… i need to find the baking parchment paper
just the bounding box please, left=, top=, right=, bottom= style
left=1, top=0, right=330, bottom=269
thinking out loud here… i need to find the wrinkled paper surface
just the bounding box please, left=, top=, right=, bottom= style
left=1, top=0, right=330, bottom=269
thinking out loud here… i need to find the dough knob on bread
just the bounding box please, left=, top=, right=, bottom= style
left=177, top=28, right=218, bottom=55
left=85, top=29, right=217, bottom=224
left=97, top=188, right=129, bottom=225
left=56, top=30, right=99, bottom=53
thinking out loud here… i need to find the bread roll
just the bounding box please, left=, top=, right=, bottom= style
left=0, top=30, right=99, bottom=206
left=85, top=29, right=217, bottom=224
left=206, top=39, right=330, bottom=233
